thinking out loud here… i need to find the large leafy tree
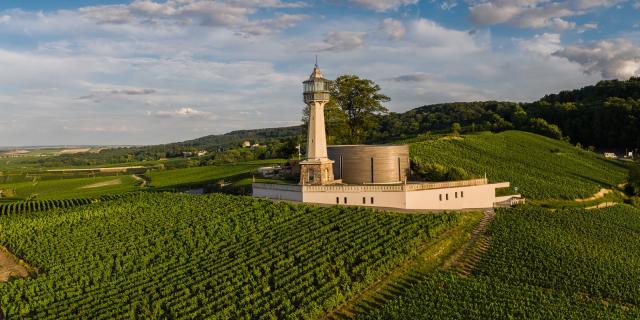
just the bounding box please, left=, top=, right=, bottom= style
left=329, top=75, right=390, bottom=144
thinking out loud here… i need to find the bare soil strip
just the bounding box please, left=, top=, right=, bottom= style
left=576, top=188, right=612, bottom=202
left=80, top=178, right=122, bottom=189
left=444, top=210, right=495, bottom=277
left=131, top=174, right=148, bottom=188
left=324, top=212, right=483, bottom=319
left=0, top=246, right=34, bottom=282
left=585, top=202, right=618, bottom=210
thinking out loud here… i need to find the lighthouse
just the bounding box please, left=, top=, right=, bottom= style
left=299, top=62, right=335, bottom=185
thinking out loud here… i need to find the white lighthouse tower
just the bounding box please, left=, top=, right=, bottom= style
left=299, top=62, right=335, bottom=185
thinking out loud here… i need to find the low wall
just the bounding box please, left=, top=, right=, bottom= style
left=252, top=180, right=510, bottom=210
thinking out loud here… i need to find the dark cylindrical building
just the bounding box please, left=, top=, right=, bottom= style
left=327, top=145, right=410, bottom=185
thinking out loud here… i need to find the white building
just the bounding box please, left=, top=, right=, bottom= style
left=253, top=64, right=521, bottom=210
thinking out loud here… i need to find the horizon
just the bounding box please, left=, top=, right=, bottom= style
left=1, top=0, right=639, bottom=146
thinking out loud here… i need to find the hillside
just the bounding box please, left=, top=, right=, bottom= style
left=360, top=205, right=640, bottom=319
left=0, top=193, right=462, bottom=319
left=409, top=131, right=628, bottom=199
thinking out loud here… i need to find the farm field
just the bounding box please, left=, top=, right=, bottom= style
left=359, top=205, right=640, bottom=319
left=0, top=193, right=462, bottom=319
left=0, top=175, right=138, bottom=200
left=410, top=131, right=628, bottom=199
left=147, top=159, right=284, bottom=189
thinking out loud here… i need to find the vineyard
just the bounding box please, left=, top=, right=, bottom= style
left=0, top=194, right=128, bottom=216
left=359, top=205, right=640, bottom=319
left=0, top=193, right=461, bottom=319
left=147, top=160, right=283, bottom=189
left=409, top=131, right=628, bottom=199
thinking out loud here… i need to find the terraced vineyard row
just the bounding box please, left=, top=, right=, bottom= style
left=0, top=193, right=461, bottom=319
left=410, top=131, right=628, bottom=199
left=358, top=205, right=640, bottom=319
left=475, top=205, right=640, bottom=305
left=0, top=194, right=130, bottom=216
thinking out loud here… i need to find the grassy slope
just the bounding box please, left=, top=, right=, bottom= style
left=360, top=205, right=640, bottom=319
left=0, top=176, right=138, bottom=200
left=147, top=159, right=284, bottom=189
left=410, top=130, right=628, bottom=199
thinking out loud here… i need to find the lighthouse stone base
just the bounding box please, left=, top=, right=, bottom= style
left=299, top=158, right=335, bottom=186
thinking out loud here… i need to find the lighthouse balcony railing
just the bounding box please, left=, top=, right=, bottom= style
left=253, top=178, right=490, bottom=193
left=303, top=92, right=330, bottom=102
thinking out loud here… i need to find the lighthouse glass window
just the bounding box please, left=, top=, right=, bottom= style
left=314, top=81, right=326, bottom=91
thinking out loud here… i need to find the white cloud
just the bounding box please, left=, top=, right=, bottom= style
left=407, top=19, right=485, bottom=54
left=515, top=33, right=563, bottom=55
left=0, top=2, right=628, bottom=146
left=0, top=15, right=10, bottom=24
left=577, top=23, right=598, bottom=33
left=149, top=107, right=216, bottom=119
left=349, top=0, right=418, bottom=11
left=314, top=31, right=367, bottom=51
left=553, top=39, right=640, bottom=78
left=440, top=1, right=458, bottom=10
left=380, top=18, right=406, bottom=40
left=468, top=0, right=622, bottom=29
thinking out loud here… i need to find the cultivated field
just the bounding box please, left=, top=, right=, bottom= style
left=410, top=131, right=628, bottom=199
left=359, top=205, right=640, bottom=319
left=0, top=193, right=461, bottom=319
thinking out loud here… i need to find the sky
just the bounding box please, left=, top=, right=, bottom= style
left=0, top=0, right=639, bottom=146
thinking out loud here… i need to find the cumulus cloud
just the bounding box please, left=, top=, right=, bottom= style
left=553, top=39, right=640, bottom=78
left=515, top=33, right=563, bottom=55
left=149, top=107, right=216, bottom=119
left=349, top=0, right=418, bottom=11
left=468, top=0, right=622, bottom=29
left=77, top=0, right=307, bottom=35
left=406, top=18, right=485, bottom=53
left=272, top=13, right=306, bottom=29
left=380, top=18, right=406, bottom=40
left=314, top=31, right=367, bottom=51
left=577, top=23, right=598, bottom=33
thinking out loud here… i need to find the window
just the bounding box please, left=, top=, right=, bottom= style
left=371, top=197, right=374, bottom=204
left=439, top=194, right=442, bottom=201
left=446, top=194, right=449, bottom=200
left=455, top=192, right=458, bottom=199
left=336, top=197, right=339, bottom=204
left=363, top=197, right=366, bottom=204
left=344, top=197, right=348, bottom=204
left=461, top=191, right=464, bottom=198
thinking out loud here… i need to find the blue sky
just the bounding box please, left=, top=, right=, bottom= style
left=0, top=0, right=639, bottom=146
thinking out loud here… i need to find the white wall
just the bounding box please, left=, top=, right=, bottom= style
left=252, top=182, right=510, bottom=210
left=302, top=190, right=406, bottom=208
left=405, top=183, right=508, bottom=210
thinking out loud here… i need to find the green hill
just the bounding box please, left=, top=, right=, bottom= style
left=360, top=205, right=640, bottom=319
left=410, top=130, right=628, bottom=200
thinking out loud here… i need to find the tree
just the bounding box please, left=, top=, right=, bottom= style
left=450, top=123, right=461, bottom=135
left=329, top=75, right=390, bottom=144
left=626, top=165, right=640, bottom=196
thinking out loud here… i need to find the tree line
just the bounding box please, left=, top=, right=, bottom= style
left=14, top=76, right=640, bottom=167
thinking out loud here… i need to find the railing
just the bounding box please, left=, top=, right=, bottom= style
left=253, top=178, right=489, bottom=193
